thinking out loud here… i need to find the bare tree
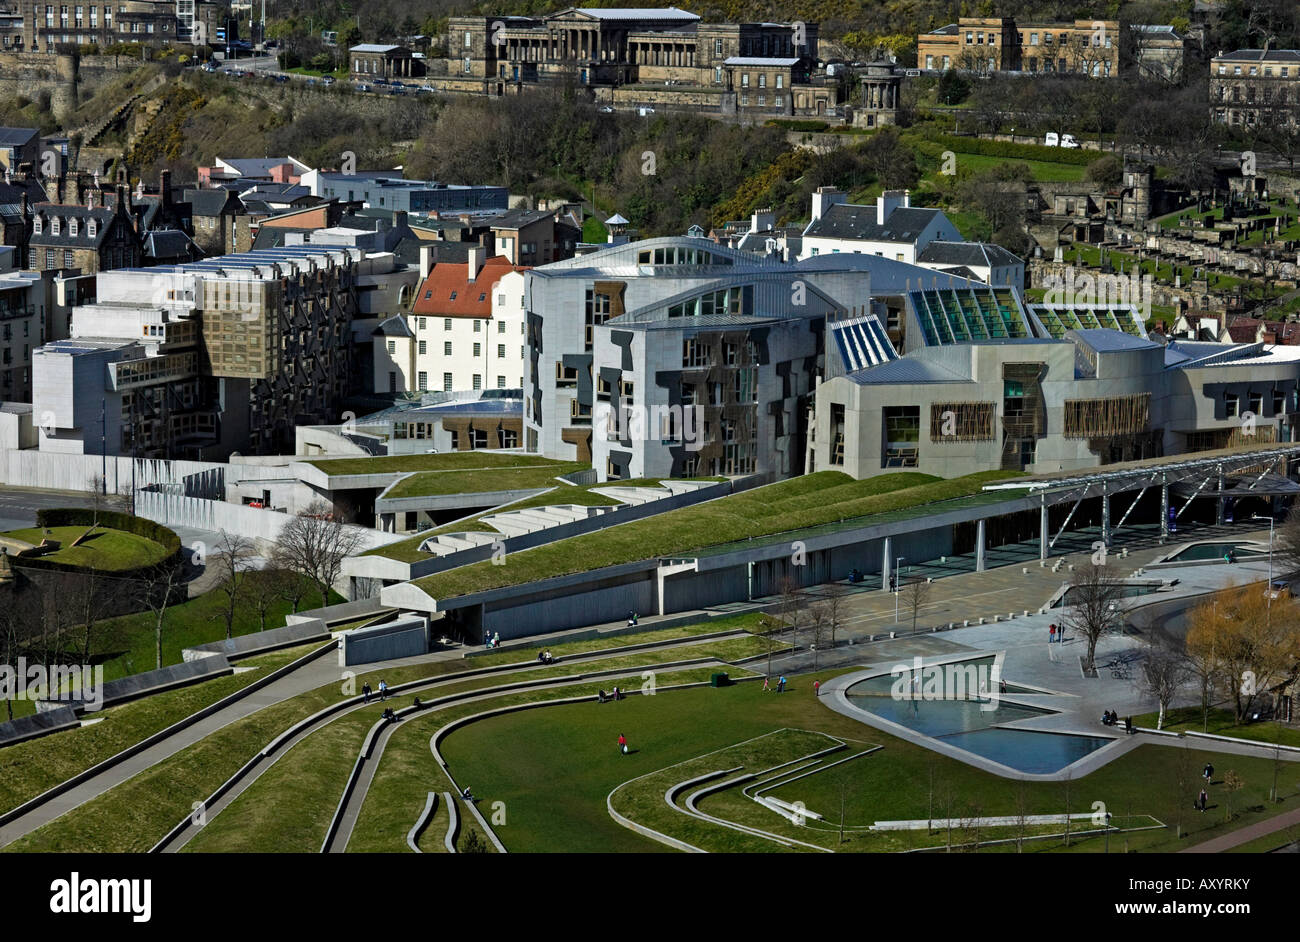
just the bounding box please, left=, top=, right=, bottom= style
left=1223, top=769, right=1244, bottom=822
left=266, top=550, right=309, bottom=613
left=1063, top=562, right=1127, bottom=674
left=209, top=530, right=255, bottom=641
left=247, top=568, right=289, bottom=631
left=822, top=581, right=847, bottom=650
left=274, top=502, right=364, bottom=609
left=808, top=601, right=828, bottom=670
left=1140, top=632, right=1190, bottom=729
left=137, top=559, right=189, bottom=670
left=900, top=576, right=932, bottom=633
left=777, top=574, right=802, bottom=659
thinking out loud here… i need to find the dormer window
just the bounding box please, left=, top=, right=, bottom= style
left=69, top=217, right=78, bottom=237
left=50, top=217, right=60, bottom=236
left=32, top=216, right=41, bottom=234
left=87, top=218, right=97, bottom=238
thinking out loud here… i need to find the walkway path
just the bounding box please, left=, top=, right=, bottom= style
left=155, top=631, right=746, bottom=852
left=0, top=642, right=470, bottom=849
left=1180, top=805, right=1300, bottom=853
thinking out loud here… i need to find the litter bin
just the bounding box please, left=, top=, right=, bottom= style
left=710, top=672, right=730, bottom=688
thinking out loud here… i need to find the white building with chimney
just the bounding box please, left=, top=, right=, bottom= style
left=373, top=245, right=528, bottom=395
left=798, top=187, right=962, bottom=264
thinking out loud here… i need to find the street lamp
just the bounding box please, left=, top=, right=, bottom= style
left=1251, top=515, right=1275, bottom=607
left=894, top=556, right=905, bottom=623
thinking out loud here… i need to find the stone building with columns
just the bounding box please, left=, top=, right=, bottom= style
left=440, top=8, right=839, bottom=115
left=350, top=43, right=422, bottom=81
left=856, top=60, right=902, bottom=128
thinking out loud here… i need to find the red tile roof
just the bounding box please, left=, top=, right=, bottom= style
left=411, top=255, right=525, bottom=318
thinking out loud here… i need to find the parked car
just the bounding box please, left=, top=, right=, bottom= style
left=1060, top=133, right=1080, bottom=148
left=321, top=75, right=336, bottom=86
left=638, top=106, right=655, bottom=116
left=356, top=83, right=370, bottom=92
left=1268, top=580, right=1292, bottom=600
left=904, top=68, right=921, bottom=77
left=598, top=105, right=615, bottom=113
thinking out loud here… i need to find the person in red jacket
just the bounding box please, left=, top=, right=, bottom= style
left=618, top=733, right=628, bottom=755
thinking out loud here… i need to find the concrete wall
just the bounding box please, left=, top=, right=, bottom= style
left=338, top=614, right=429, bottom=665
left=135, top=488, right=401, bottom=550
left=482, top=572, right=656, bottom=638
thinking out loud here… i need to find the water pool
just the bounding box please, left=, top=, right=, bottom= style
left=844, top=658, right=1114, bottom=774
left=1164, top=541, right=1267, bottom=562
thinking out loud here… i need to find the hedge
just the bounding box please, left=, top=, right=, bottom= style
left=929, top=134, right=1097, bottom=166
left=23, top=508, right=183, bottom=578
left=764, top=119, right=830, bottom=133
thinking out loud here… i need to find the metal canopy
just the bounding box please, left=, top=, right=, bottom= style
left=984, top=444, right=1300, bottom=504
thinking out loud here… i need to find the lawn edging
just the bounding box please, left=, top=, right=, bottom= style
left=406, top=791, right=438, bottom=853
left=0, top=639, right=336, bottom=832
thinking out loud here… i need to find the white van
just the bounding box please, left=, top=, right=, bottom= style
left=638, top=106, right=655, bottom=117
left=1044, top=131, right=1060, bottom=147
left=1060, top=133, right=1080, bottom=149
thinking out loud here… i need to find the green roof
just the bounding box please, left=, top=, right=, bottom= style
left=411, top=469, right=1023, bottom=601
left=306, top=452, right=574, bottom=477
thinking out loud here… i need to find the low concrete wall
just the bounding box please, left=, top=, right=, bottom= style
left=286, top=597, right=388, bottom=627
left=37, top=655, right=233, bottom=715
left=135, top=488, right=401, bottom=549
left=0, top=705, right=79, bottom=747
left=338, top=615, right=429, bottom=666
left=7, top=640, right=337, bottom=835
left=182, top=620, right=332, bottom=663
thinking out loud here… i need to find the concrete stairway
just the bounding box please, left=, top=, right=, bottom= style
left=413, top=479, right=714, bottom=553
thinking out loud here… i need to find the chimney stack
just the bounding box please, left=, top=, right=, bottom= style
left=160, top=169, right=172, bottom=207
left=468, top=245, right=484, bottom=282
left=419, top=243, right=434, bottom=281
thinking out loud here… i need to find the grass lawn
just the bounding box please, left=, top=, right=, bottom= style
left=382, top=462, right=587, bottom=499
left=1134, top=707, right=1300, bottom=750
left=2, top=526, right=169, bottom=571
left=352, top=667, right=727, bottom=853
left=306, top=452, right=573, bottom=477
left=0, top=642, right=327, bottom=818
left=181, top=626, right=772, bottom=852
left=1, top=571, right=336, bottom=720
left=433, top=666, right=1300, bottom=853
left=85, top=570, right=339, bottom=683
left=364, top=476, right=728, bottom=562
left=4, top=617, right=759, bottom=852
left=945, top=152, right=1086, bottom=182
left=411, top=470, right=1021, bottom=600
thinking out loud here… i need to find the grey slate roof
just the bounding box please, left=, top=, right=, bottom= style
left=917, top=240, right=1023, bottom=269
left=372, top=314, right=415, bottom=338
left=805, top=202, right=945, bottom=243
left=143, top=229, right=202, bottom=259
left=1066, top=328, right=1161, bottom=354
left=186, top=188, right=243, bottom=217
left=845, top=356, right=971, bottom=385
left=0, top=127, right=38, bottom=147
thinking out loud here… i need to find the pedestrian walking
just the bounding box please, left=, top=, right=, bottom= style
left=762, top=676, right=770, bottom=692
left=1203, top=762, right=1214, bottom=782
left=618, top=733, right=628, bottom=755
left=1049, top=624, right=1056, bottom=644
left=813, top=679, right=821, bottom=697
left=492, top=631, right=500, bottom=648
left=378, top=679, right=388, bottom=701
left=362, top=682, right=372, bottom=703
left=1197, top=788, right=1208, bottom=812
left=777, top=675, right=787, bottom=694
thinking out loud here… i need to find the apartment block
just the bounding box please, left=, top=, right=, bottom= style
left=1211, top=48, right=1300, bottom=127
